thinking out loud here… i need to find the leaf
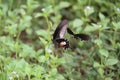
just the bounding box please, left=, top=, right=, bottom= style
left=105, top=59, right=118, bottom=66
left=39, top=37, right=47, bottom=45
left=38, top=56, right=46, bottom=63
left=99, top=13, right=105, bottom=20
left=34, top=13, right=43, bottom=18
left=32, top=65, right=45, bottom=76
left=18, top=16, right=32, bottom=31
left=98, top=68, right=104, bottom=77
left=49, top=68, right=57, bottom=75
left=84, top=23, right=101, bottom=32
left=112, top=21, right=120, bottom=29
left=99, top=49, right=109, bottom=57
left=20, top=44, right=36, bottom=57
left=105, top=77, right=112, bottom=80
left=84, top=6, right=94, bottom=16
left=94, top=39, right=102, bottom=46
left=99, top=13, right=110, bottom=27
left=36, top=30, right=50, bottom=40
left=93, top=61, right=100, bottom=68
left=59, top=1, right=70, bottom=9
left=73, top=19, right=83, bottom=28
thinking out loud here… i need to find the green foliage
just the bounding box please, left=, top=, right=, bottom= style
left=0, top=0, right=120, bottom=80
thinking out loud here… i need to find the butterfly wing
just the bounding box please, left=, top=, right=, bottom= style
left=67, top=28, right=90, bottom=41
left=74, top=34, right=90, bottom=41
left=67, top=28, right=74, bottom=36
left=53, top=19, right=68, bottom=40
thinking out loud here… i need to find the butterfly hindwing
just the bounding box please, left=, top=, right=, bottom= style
left=67, top=28, right=74, bottom=35
left=67, top=28, right=90, bottom=41
left=74, top=34, right=90, bottom=41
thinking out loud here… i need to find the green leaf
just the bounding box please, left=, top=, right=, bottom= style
left=99, top=13, right=110, bottom=27
left=39, top=37, right=47, bottom=46
left=105, top=77, right=112, bottom=80
left=94, top=39, right=102, bottom=46
left=18, top=16, right=32, bottom=31
left=36, top=30, right=50, bottom=40
left=84, top=6, right=94, bottom=16
left=59, top=1, right=70, bottom=9
left=49, top=68, right=57, bottom=75
left=32, top=65, right=45, bottom=76
left=105, top=59, right=118, bottom=66
left=34, top=13, right=43, bottom=18
left=112, top=21, right=120, bottom=29
left=38, top=55, right=46, bottom=63
left=99, top=49, right=109, bottom=57
left=99, top=13, right=105, bottom=20
left=73, top=19, right=83, bottom=28
left=98, top=68, right=104, bottom=77
left=93, top=61, right=100, bottom=68
left=84, top=23, right=101, bottom=32
left=20, top=44, right=36, bottom=57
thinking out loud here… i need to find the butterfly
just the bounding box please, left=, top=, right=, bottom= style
left=53, top=19, right=69, bottom=49
left=53, top=19, right=90, bottom=49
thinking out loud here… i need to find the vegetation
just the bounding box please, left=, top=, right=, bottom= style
left=0, top=0, right=120, bottom=80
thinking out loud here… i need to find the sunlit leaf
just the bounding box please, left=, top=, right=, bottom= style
left=36, top=30, right=50, bottom=40
left=98, top=68, right=104, bottom=77
left=105, top=59, right=118, bottom=66
left=73, top=19, right=83, bottom=28
left=93, top=61, right=100, bottom=68
left=39, top=37, right=47, bottom=46
left=99, top=49, right=109, bottom=57
left=84, top=6, right=94, bottom=16
left=99, top=13, right=105, bottom=20
left=59, top=1, right=70, bottom=9
left=84, top=23, right=101, bottom=32
left=38, top=55, right=46, bottom=63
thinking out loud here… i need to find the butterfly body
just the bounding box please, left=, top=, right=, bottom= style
left=53, top=38, right=69, bottom=49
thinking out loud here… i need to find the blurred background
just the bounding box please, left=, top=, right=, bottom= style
left=0, top=0, right=120, bottom=80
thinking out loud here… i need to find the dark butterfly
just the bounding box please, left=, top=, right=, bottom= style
left=53, top=19, right=69, bottom=49
left=53, top=19, right=90, bottom=49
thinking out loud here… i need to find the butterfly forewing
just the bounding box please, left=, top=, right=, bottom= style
left=53, top=19, right=68, bottom=40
